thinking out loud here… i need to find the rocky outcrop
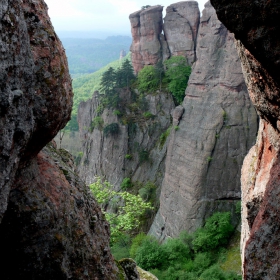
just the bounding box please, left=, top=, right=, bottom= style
left=210, top=0, right=280, bottom=278
left=0, top=143, right=118, bottom=279
left=129, top=6, right=165, bottom=73
left=0, top=0, right=118, bottom=278
left=163, top=1, right=200, bottom=64
left=149, top=2, right=258, bottom=240
left=78, top=89, right=175, bottom=195
left=0, top=0, right=72, bottom=223
left=129, top=1, right=200, bottom=73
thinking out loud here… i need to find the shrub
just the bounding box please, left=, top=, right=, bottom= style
left=143, top=111, right=155, bottom=119
left=159, top=126, right=171, bottom=148
left=162, top=238, right=192, bottom=266
left=129, top=232, right=147, bottom=258
left=135, top=236, right=166, bottom=270
left=125, top=154, right=132, bottom=160
left=113, top=110, right=122, bottom=116
left=192, top=212, right=234, bottom=252
left=164, top=56, right=191, bottom=105
left=103, top=123, right=119, bottom=137
left=137, top=65, right=159, bottom=93
left=121, top=177, right=132, bottom=190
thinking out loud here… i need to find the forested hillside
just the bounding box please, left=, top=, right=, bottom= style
left=61, top=36, right=131, bottom=77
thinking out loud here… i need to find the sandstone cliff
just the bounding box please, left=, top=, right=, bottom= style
left=129, top=6, right=165, bottom=74
left=129, top=1, right=200, bottom=73
left=149, top=2, right=258, bottom=240
left=0, top=0, right=118, bottom=278
left=211, top=0, right=280, bottom=278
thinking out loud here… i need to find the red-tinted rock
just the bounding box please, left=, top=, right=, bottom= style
left=129, top=6, right=165, bottom=73
left=0, top=0, right=119, bottom=278
left=211, top=0, right=280, bottom=278
left=0, top=144, right=118, bottom=279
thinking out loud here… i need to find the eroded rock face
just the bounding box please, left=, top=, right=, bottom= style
left=0, top=143, right=118, bottom=279
left=149, top=2, right=258, bottom=240
left=0, top=0, right=119, bottom=278
left=78, top=90, right=175, bottom=193
left=129, top=6, right=165, bottom=73
left=163, top=1, right=200, bottom=64
left=0, top=0, right=72, bottom=222
left=211, top=0, right=280, bottom=278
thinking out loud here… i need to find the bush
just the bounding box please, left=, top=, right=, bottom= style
left=129, top=232, right=147, bottom=259
left=103, top=123, right=119, bottom=137
left=164, top=56, right=191, bottom=105
left=135, top=236, right=165, bottom=270
left=121, top=177, right=132, bottom=190
left=159, top=126, right=171, bottom=148
left=137, top=65, right=159, bottom=93
left=125, top=154, right=132, bottom=160
left=143, top=111, right=155, bottom=119
left=192, top=212, right=234, bottom=252
left=162, top=238, right=192, bottom=266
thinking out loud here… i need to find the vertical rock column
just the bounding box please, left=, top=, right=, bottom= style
left=129, top=6, right=165, bottom=74
left=163, top=1, right=200, bottom=64
left=149, top=2, right=258, bottom=240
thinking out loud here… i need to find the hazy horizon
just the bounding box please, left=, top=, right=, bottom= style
left=45, top=0, right=208, bottom=38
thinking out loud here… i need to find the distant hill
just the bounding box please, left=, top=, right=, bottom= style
left=60, top=36, right=132, bottom=76
left=66, top=53, right=131, bottom=131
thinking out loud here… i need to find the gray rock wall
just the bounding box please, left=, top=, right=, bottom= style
left=78, top=90, right=175, bottom=191
left=149, top=2, right=258, bottom=240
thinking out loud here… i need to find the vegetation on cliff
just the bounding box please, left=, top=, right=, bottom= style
left=111, top=211, right=241, bottom=280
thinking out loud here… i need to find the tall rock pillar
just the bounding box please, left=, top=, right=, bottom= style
left=149, top=2, right=258, bottom=240
left=163, top=1, right=200, bottom=64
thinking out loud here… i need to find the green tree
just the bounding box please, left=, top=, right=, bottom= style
left=155, top=59, right=165, bottom=91
left=192, top=212, right=234, bottom=252
left=164, top=56, right=191, bottom=104
left=89, top=178, right=153, bottom=243
left=137, top=65, right=159, bottom=93
left=118, top=59, right=135, bottom=88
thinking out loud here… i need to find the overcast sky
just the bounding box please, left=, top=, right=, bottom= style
left=44, top=0, right=208, bottom=37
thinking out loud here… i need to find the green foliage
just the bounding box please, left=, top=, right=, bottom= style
left=111, top=234, right=131, bottom=261
left=113, top=110, right=122, bottom=116
left=125, top=154, right=132, bottom=160
left=103, top=123, right=120, bottom=137
left=138, top=181, right=156, bottom=202
left=159, top=126, right=172, bottom=148
left=192, top=212, right=234, bottom=252
left=137, top=65, right=159, bottom=93
left=235, top=201, right=241, bottom=214
left=90, top=116, right=104, bottom=131
left=164, top=56, right=191, bottom=104
left=66, top=53, right=131, bottom=131
left=129, top=232, right=147, bottom=259
left=174, top=125, right=179, bottom=131
left=61, top=36, right=131, bottom=76
left=207, top=156, right=213, bottom=162
left=143, top=111, right=155, bottom=119
left=121, top=177, right=132, bottom=190
left=135, top=236, right=165, bottom=270
left=89, top=178, right=153, bottom=243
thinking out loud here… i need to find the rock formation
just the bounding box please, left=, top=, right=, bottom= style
left=149, top=2, right=258, bottom=240
left=129, top=6, right=165, bottom=73
left=210, top=0, right=280, bottom=278
left=129, top=1, right=200, bottom=73
left=78, top=89, right=175, bottom=194
left=163, top=1, right=200, bottom=64
left=0, top=0, right=119, bottom=278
